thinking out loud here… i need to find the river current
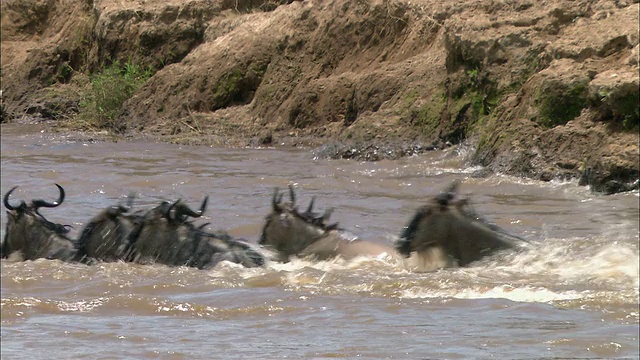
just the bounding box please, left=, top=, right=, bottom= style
left=1, top=124, right=638, bottom=359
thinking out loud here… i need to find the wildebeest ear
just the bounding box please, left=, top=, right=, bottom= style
left=124, top=192, right=136, bottom=210
left=106, top=205, right=129, bottom=217
left=422, top=206, right=433, bottom=216
left=322, top=208, right=334, bottom=222
left=454, top=196, right=470, bottom=209
left=326, top=222, right=340, bottom=231
left=55, top=224, right=73, bottom=234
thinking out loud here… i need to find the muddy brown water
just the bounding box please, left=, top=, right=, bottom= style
left=1, top=124, right=638, bottom=359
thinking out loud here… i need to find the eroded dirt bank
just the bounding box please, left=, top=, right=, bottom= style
left=1, top=0, right=638, bottom=193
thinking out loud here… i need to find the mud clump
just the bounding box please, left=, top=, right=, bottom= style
left=1, top=0, right=638, bottom=194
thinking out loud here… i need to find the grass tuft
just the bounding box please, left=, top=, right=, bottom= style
left=77, top=60, right=153, bottom=132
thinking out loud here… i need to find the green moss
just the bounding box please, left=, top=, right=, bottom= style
left=403, top=70, right=500, bottom=140
left=470, top=90, right=498, bottom=119
left=406, top=91, right=447, bottom=136
left=607, top=91, right=639, bottom=131
left=587, top=80, right=639, bottom=131
left=210, top=69, right=245, bottom=110
left=251, top=60, right=269, bottom=76
left=401, top=89, right=420, bottom=108
left=209, top=61, right=269, bottom=111
left=536, top=80, right=588, bottom=128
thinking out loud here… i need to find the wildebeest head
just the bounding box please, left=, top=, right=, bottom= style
left=131, top=196, right=210, bottom=266
left=164, top=196, right=208, bottom=224
left=130, top=195, right=266, bottom=269
left=259, top=185, right=339, bottom=261
left=2, top=184, right=77, bottom=261
left=190, top=233, right=267, bottom=269
left=394, top=181, right=527, bottom=267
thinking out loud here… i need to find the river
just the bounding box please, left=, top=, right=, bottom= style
left=1, top=124, right=638, bottom=359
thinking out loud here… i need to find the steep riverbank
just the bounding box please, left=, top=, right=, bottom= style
left=1, top=0, right=638, bottom=193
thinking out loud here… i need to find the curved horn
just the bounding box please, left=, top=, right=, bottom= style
left=288, top=184, right=296, bottom=205
left=198, top=195, right=208, bottom=215
left=444, top=180, right=460, bottom=194
left=272, top=187, right=282, bottom=212
left=32, top=183, right=65, bottom=209
left=165, top=199, right=180, bottom=218
left=305, top=196, right=316, bottom=215
left=173, top=196, right=208, bottom=219
left=3, top=186, right=24, bottom=211
left=434, top=180, right=459, bottom=207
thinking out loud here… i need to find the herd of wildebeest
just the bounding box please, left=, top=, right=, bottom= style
left=1, top=181, right=531, bottom=271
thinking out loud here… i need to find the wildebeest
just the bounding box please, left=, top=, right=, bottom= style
left=394, top=181, right=529, bottom=267
left=78, top=194, right=266, bottom=269
left=75, top=194, right=144, bottom=263
left=132, top=196, right=208, bottom=266
left=259, top=186, right=399, bottom=262
left=131, top=196, right=265, bottom=269
left=2, top=184, right=78, bottom=261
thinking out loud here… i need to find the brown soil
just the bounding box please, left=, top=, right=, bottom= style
left=1, top=0, right=638, bottom=193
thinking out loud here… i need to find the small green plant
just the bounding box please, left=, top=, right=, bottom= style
left=78, top=60, right=152, bottom=131
left=467, top=68, right=479, bottom=89
left=54, top=62, right=74, bottom=83
left=464, top=68, right=498, bottom=118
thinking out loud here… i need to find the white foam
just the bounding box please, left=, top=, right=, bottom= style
left=57, top=297, right=106, bottom=312
left=401, top=284, right=586, bottom=303
left=280, top=256, right=344, bottom=271
left=483, top=234, right=640, bottom=290
left=403, top=246, right=454, bottom=273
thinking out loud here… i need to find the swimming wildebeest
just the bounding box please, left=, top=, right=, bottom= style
left=394, top=181, right=529, bottom=267
left=2, top=184, right=78, bottom=261
left=75, top=194, right=144, bottom=263
left=129, top=196, right=266, bottom=269
left=132, top=196, right=208, bottom=266
left=259, top=185, right=399, bottom=262
left=78, top=195, right=265, bottom=269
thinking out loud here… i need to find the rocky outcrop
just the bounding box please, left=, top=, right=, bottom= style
left=1, top=0, right=638, bottom=193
